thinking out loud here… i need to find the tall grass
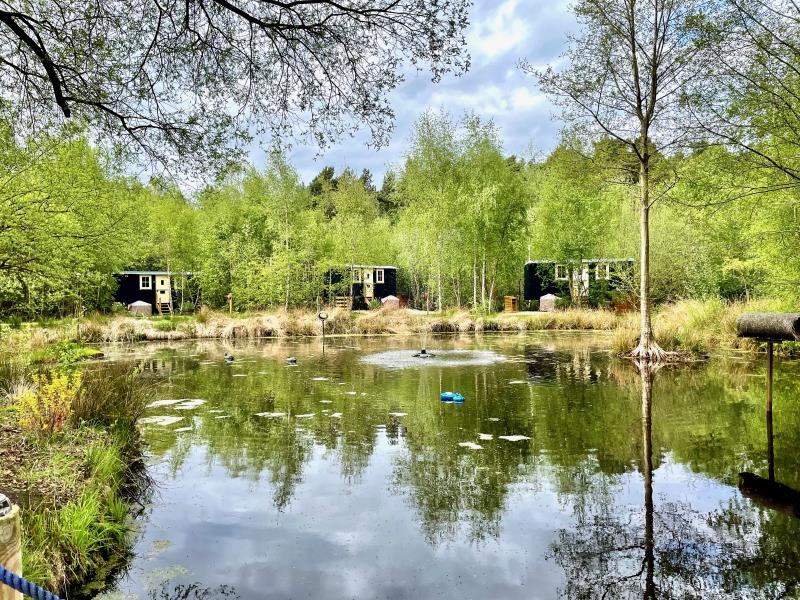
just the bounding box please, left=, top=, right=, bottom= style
left=20, top=436, right=137, bottom=595
left=73, top=364, right=152, bottom=427
left=611, top=298, right=799, bottom=356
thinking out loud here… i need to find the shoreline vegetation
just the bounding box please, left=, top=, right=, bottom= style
left=2, top=298, right=797, bottom=359
left=0, top=358, right=150, bottom=598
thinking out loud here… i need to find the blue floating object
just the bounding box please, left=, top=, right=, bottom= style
left=440, top=392, right=465, bottom=403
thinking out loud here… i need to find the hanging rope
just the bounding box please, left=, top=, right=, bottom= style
left=0, top=564, right=62, bottom=600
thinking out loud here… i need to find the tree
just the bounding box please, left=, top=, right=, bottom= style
left=687, top=0, right=800, bottom=195
left=0, top=0, right=470, bottom=171
left=528, top=0, right=708, bottom=359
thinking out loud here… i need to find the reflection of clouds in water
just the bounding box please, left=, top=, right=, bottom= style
left=360, top=349, right=505, bottom=369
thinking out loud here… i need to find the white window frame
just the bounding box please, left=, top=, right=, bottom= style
left=140, top=275, right=152, bottom=290
left=555, top=264, right=569, bottom=281
left=595, top=263, right=610, bottom=280
left=376, top=269, right=384, bottom=284
left=352, top=268, right=361, bottom=283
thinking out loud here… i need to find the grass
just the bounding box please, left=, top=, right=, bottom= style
left=0, top=357, right=149, bottom=597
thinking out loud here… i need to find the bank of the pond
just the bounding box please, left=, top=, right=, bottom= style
left=1, top=298, right=797, bottom=357
left=0, top=359, right=150, bottom=597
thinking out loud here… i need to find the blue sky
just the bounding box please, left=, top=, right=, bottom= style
left=251, top=0, right=577, bottom=185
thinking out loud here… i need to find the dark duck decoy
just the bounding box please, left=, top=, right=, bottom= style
left=413, top=348, right=435, bottom=358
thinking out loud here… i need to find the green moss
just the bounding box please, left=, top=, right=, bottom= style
left=30, top=341, right=103, bottom=366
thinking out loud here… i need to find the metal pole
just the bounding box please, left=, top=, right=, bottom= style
left=0, top=497, right=22, bottom=600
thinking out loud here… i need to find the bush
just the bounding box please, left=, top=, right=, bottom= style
left=7, top=315, right=23, bottom=330
left=180, top=301, right=196, bottom=314
left=110, top=302, right=127, bottom=315
left=15, top=372, right=81, bottom=435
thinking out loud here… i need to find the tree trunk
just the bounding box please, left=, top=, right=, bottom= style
left=481, top=252, right=486, bottom=309
left=631, top=153, right=665, bottom=361
left=472, top=246, right=478, bottom=308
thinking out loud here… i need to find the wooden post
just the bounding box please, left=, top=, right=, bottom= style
left=767, top=408, right=775, bottom=483
left=767, top=340, right=774, bottom=414
left=226, top=293, right=233, bottom=314
left=0, top=504, right=22, bottom=600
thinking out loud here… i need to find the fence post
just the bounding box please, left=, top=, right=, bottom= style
left=0, top=503, right=22, bottom=600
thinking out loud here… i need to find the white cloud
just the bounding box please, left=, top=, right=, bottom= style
left=468, top=0, right=528, bottom=61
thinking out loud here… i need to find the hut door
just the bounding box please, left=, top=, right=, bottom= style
left=364, top=270, right=374, bottom=300
left=156, top=276, right=171, bottom=306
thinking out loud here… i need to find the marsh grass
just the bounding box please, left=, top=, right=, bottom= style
left=611, top=298, right=800, bottom=356
left=73, top=364, right=152, bottom=427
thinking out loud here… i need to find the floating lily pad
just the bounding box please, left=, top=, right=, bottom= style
left=147, top=399, right=185, bottom=409
left=174, top=399, right=206, bottom=410
left=139, top=416, right=184, bottom=426
left=388, top=412, right=407, bottom=417
left=255, top=412, right=285, bottom=418
left=458, top=442, right=483, bottom=450
left=478, top=433, right=493, bottom=440
left=498, top=435, right=531, bottom=442
left=295, top=413, right=315, bottom=418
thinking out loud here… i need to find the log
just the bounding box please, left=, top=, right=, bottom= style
left=736, top=312, right=800, bottom=342
left=739, top=472, right=800, bottom=518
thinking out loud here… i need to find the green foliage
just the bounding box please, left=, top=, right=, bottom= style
left=14, top=371, right=81, bottom=435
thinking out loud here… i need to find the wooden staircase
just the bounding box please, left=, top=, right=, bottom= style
left=156, top=301, right=173, bottom=315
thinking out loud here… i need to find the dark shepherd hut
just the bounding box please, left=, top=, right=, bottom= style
left=324, top=265, right=398, bottom=309
left=113, top=271, right=192, bottom=315
left=523, top=259, right=634, bottom=308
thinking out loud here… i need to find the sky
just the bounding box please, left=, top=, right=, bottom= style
left=250, top=0, right=579, bottom=185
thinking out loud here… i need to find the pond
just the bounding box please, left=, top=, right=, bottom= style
left=101, top=333, right=800, bottom=600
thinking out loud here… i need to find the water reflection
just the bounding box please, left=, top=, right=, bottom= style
left=104, top=335, right=800, bottom=600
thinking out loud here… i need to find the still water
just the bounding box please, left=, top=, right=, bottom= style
left=102, top=333, right=800, bottom=600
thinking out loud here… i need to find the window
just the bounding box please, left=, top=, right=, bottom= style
left=595, top=264, right=610, bottom=280
left=555, top=265, right=569, bottom=281
left=140, top=275, right=152, bottom=290
left=376, top=269, right=384, bottom=283
left=160, top=279, right=166, bottom=286
left=352, top=268, right=361, bottom=283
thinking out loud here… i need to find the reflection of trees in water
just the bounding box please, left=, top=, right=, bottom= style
left=550, top=363, right=800, bottom=599
left=125, top=340, right=800, bottom=589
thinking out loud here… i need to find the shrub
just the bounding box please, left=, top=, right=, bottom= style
left=110, top=302, right=127, bottom=315
left=7, top=315, right=23, bottom=330
left=180, top=301, right=196, bottom=314
left=15, top=371, right=81, bottom=435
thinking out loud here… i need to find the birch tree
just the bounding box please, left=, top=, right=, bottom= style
left=527, top=0, right=708, bottom=359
